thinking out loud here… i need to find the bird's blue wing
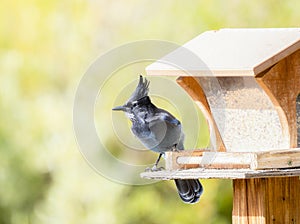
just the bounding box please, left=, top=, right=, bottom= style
left=160, top=113, right=181, bottom=127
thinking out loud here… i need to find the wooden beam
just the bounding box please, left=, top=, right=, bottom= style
left=255, top=149, right=300, bottom=169
left=176, top=76, right=226, bottom=151
left=232, top=177, right=300, bottom=224
left=297, top=94, right=300, bottom=147
left=164, top=149, right=300, bottom=170
left=140, top=168, right=300, bottom=180
left=256, top=49, right=300, bottom=148
left=165, top=150, right=252, bottom=170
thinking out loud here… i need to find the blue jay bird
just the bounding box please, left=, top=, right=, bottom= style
left=113, top=76, right=203, bottom=204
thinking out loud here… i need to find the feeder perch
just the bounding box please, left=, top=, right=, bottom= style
left=142, top=28, right=300, bottom=224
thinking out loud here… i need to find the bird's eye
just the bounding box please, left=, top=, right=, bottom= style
left=132, top=102, right=137, bottom=107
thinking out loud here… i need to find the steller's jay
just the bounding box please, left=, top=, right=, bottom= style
left=112, top=75, right=203, bottom=203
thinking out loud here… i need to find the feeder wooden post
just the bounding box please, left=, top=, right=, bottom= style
left=144, top=28, right=300, bottom=224
left=233, top=177, right=300, bottom=224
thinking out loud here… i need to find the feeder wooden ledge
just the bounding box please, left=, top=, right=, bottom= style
left=141, top=148, right=300, bottom=179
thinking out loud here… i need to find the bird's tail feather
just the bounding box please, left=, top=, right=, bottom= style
left=174, top=179, right=203, bottom=204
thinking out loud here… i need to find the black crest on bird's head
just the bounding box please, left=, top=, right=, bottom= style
left=112, top=75, right=151, bottom=112
left=127, top=75, right=150, bottom=103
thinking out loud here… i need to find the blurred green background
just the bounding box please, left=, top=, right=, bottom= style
left=1, top=0, right=299, bottom=223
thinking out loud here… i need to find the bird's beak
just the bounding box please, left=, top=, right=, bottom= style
left=112, top=105, right=126, bottom=111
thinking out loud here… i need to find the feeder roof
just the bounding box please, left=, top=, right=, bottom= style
left=146, top=28, right=300, bottom=76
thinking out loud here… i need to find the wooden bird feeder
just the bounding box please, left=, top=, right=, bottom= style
left=142, top=28, right=300, bottom=223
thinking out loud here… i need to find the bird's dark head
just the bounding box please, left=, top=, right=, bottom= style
left=112, top=75, right=152, bottom=119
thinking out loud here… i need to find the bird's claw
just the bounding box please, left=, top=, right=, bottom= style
left=153, top=166, right=164, bottom=171
left=172, top=145, right=180, bottom=152
left=145, top=165, right=164, bottom=172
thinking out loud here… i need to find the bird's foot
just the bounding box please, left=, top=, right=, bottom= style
left=172, top=146, right=180, bottom=152
left=145, top=165, right=164, bottom=172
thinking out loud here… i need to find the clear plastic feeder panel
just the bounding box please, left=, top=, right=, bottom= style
left=197, top=77, right=289, bottom=152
